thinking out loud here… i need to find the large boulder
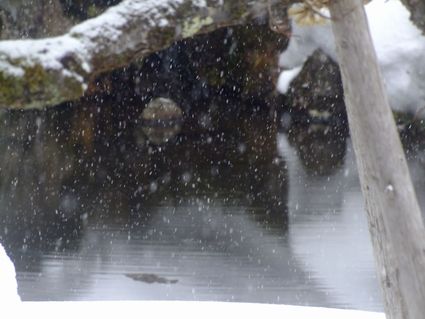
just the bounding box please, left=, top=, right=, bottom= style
left=284, top=49, right=347, bottom=127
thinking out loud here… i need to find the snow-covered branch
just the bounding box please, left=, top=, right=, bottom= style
left=0, top=0, right=288, bottom=109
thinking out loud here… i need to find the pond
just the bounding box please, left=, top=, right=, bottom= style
left=4, top=101, right=423, bottom=312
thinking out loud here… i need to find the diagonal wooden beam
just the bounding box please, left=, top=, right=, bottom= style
left=329, top=0, right=425, bottom=318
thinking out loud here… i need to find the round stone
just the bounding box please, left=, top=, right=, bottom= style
left=140, top=97, right=183, bottom=145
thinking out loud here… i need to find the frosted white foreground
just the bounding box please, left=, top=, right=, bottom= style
left=278, top=0, right=425, bottom=116
left=0, top=243, right=20, bottom=303
left=5, top=301, right=384, bottom=319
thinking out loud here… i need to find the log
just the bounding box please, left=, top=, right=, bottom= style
left=0, top=0, right=289, bottom=110
left=329, top=0, right=425, bottom=318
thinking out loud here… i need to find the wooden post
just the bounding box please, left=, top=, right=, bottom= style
left=328, top=0, right=425, bottom=318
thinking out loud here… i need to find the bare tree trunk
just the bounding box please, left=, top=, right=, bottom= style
left=329, top=0, right=425, bottom=318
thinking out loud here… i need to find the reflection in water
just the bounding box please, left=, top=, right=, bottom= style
left=0, top=102, right=390, bottom=310
left=286, top=120, right=348, bottom=176
left=279, top=134, right=382, bottom=310
left=0, top=110, right=82, bottom=257
left=0, top=104, right=301, bottom=303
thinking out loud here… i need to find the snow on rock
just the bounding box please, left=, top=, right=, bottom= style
left=0, top=35, right=89, bottom=72
left=70, top=0, right=180, bottom=42
left=276, top=65, right=303, bottom=94
left=0, top=242, right=20, bottom=303
left=0, top=34, right=90, bottom=95
left=278, top=0, right=425, bottom=116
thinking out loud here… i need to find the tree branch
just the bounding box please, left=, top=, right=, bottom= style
left=0, top=0, right=290, bottom=109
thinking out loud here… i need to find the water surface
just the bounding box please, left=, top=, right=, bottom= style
left=0, top=107, right=395, bottom=311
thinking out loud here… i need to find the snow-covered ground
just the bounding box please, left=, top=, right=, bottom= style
left=278, top=0, right=425, bottom=117
left=4, top=301, right=384, bottom=319
left=0, top=243, right=20, bottom=303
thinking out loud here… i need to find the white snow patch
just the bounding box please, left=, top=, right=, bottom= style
left=0, top=36, right=88, bottom=71
left=193, top=0, right=207, bottom=7
left=0, top=60, right=24, bottom=77
left=71, top=0, right=181, bottom=39
left=279, top=0, right=425, bottom=116
left=0, top=242, right=20, bottom=303
left=71, top=8, right=128, bottom=42
left=385, top=184, right=394, bottom=193
left=277, top=65, right=302, bottom=94
left=157, top=18, right=169, bottom=27
left=0, top=34, right=90, bottom=90
left=68, top=0, right=184, bottom=56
